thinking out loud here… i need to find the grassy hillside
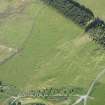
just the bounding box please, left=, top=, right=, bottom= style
left=77, top=0, right=105, bottom=20
left=0, top=0, right=105, bottom=105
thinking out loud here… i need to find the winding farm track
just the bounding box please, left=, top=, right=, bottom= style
left=2, top=1, right=105, bottom=105
left=71, top=69, right=105, bottom=105
left=0, top=0, right=30, bottom=65
left=0, top=0, right=49, bottom=65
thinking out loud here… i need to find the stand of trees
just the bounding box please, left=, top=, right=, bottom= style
left=21, top=87, right=85, bottom=98
left=41, top=0, right=94, bottom=27
left=40, top=0, right=105, bottom=46
left=7, top=87, right=85, bottom=105
left=85, top=18, right=105, bottom=46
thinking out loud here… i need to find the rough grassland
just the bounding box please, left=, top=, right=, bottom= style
left=0, top=0, right=105, bottom=105
left=77, top=0, right=105, bottom=20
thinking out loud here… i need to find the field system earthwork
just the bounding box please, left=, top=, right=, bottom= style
left=0, top=0, right=105, bottom=105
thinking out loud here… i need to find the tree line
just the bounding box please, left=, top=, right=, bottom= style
left=41, top=0, right=105, bottom=47
left=21, top=87, right=85, bottom=98
left=85, top=18, right=105, bottom=47
left=41, top=0, right=94, bottom=27
left=8, top=87, right=85, bottom=105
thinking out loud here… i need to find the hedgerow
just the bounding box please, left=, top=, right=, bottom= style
left=85, top=18, right=105, bottom=46
left=41, top=0, right=94, bottom=27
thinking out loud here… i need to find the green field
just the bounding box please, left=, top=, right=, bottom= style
left=0, top=0, right=105, bottom=105
left=77, top=0, right=105, bottom=20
